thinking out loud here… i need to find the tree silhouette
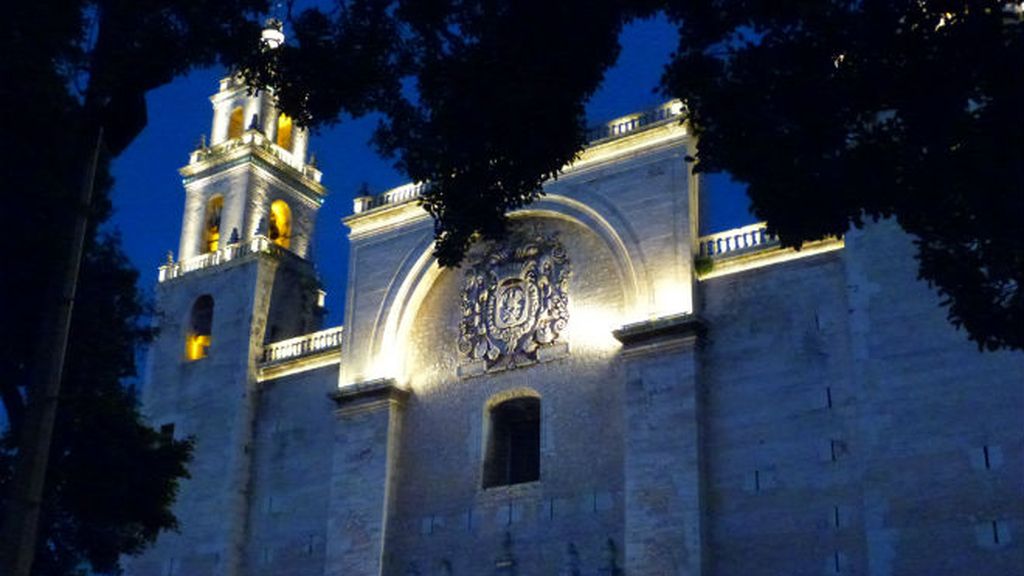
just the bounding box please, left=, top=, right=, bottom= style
left=250, top=0, right=1023, bottom=350
left=2, top=1, right=271, bottom=573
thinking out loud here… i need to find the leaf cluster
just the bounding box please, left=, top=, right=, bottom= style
left=253, top=0, right=1022, bottom=350
left=664, top=0, right=1023, bottom=349
left=3, top=1, right=280, bottom=573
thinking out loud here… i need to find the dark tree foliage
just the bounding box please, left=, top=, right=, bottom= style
left=6, top=235, right=194, bottom=576
left=2, top=1, right=270, bottom=573
left=663, top=0, right=1023, bottom=351
left=251, top=0, right=1023, bottom=351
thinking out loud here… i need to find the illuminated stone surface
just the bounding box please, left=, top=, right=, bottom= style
left=125, top=78, right=1024, bottom=576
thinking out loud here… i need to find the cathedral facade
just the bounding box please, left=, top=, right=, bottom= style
left=126, top=74, right=1023, bottom=576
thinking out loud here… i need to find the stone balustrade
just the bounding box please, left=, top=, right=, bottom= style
left=260, top=326, right=344, bottom=365
left=353, top=181, right=430, bottom=214
left=158, top=235, right=285, bottom=282
left=189, top=130, right=322, bottom=183
left=586, top=100, right=685, bottom=142
left=698, top=223, right=780, bottom=259
left=351, top=101, right=686, bottom=214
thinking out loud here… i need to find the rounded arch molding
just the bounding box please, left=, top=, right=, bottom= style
left=367, top=194, right=649, bottom=382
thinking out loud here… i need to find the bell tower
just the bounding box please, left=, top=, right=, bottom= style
left=176, top=71, right=319, bottom=265
left=127, top=24, right=328, bottom=576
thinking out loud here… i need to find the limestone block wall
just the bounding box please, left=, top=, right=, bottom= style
left=383, top=217, right=629, bottom=574
left=697, top=222, right=1024, bottom=576
left=700, top=250, right=860, bottom=575
left=244, top=364, right=339, bottom=576
left=263, top=255, right=323, bottom=343
left=325, top=382, right=407, bottom=576
left=843, top=222, right=1023, bottom=575
left=129, top=254, right=281, bottom=576
left=340, top=216, right=434, bottom=385
left=543, top=131, right=697, bottom=320
left=621, top=339, right=704, bottom=576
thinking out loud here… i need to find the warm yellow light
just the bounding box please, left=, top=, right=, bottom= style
left=227, top=107, right=245, bottom=139
left=276, top=114, right=294, bottom=150
left=185, top=334, right=211, bottom=361
left=268, top=199, right=292, bottom=248
left=204, top=196, right=224, bottom=253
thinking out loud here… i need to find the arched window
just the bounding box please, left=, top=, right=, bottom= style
left=227, top=106, right=245, bottom=139
left=276, top=113, right=294, bottom=150
left=185, top=295, right=214, bottom=361
left=203, top=196, right=224, bottom=253
left=268, top=199, right=291, bottom=248
left=483, top=396, right=540, bottom=488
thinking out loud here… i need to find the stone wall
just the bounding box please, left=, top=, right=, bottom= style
left=383, top=217, right=629, bottom=575
left=134, top=107, right=1024, bottom=576
left=129, top=253, right=279, bottom=576
left=698, top=222, right=1024, bottom=575
left=245, top=364, right=339, bottom=576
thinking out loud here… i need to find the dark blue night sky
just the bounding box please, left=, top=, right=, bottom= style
left=108, top=15, right=754, bottom=327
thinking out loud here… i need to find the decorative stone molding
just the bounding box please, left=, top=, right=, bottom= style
left=613, top=313, right=706, bottom=357
left=458, top=231, right=571, bottom=377
left=330, top=378, right=409, bottom=417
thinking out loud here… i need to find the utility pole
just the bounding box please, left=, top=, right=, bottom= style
left=0, top=124, right=104, bottom=576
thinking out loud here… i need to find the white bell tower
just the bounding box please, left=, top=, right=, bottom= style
left=127, top=22, right=329, bottom=576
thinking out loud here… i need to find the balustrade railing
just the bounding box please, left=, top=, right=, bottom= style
left=189, top=130, right=322, bottom=182
left=158, top=235, right=285, bottom=282
left=352, top=102, right=686, bottom=214
left=260, top=326, right=344, bottom=365
left=698, top=223, right=780, bottom=259
left=353, top=181, right=430, bottom=213
left=586, top=100, right=684, bottom=142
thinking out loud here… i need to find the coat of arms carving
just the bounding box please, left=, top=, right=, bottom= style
left=458, top=231, right=571, bottom=375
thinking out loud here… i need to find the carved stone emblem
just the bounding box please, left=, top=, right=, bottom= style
left=458, top=231, right=570, bottom=374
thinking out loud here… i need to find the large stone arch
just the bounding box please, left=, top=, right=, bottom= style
left=368, top=194, right=645, bottom=383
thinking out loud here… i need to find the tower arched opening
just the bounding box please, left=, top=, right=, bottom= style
left=276, top=113, right=294, bottom=151
left=227, top=106, right=245, bottom=139
left=202, top=195, right=224, bottom=253
left=185, top=295, right=214, bottom=361
left=268, top=199, right=292, bottom=248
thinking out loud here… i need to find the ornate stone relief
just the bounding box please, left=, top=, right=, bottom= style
left=458, top=231, right=571, bottom=376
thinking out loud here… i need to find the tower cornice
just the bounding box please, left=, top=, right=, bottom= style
left=180, top=130, right=325, bottom=200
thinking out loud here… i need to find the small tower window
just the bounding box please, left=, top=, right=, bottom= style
left=227, top=106, right=245, bottom=139
left=268, top=199, right=292, bottom=249
left=483, top=397, right=540, bottom=488
left=203, top=196, right=224, bottom=253
left=276, top=113, right=294, bottom=151
left=185, top=295, right=214, bottom=361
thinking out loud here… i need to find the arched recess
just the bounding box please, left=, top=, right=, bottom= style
left=268, top=199, right=292, bottom=248
left=369, top=196, right=645, bottom=383
left=276, top=113, right=294, bottom=150
left=185, top=295, right=214, bottom=361
left=202, top=195, right=224, bottom=253
left=227, top=106, right=245, bottom=139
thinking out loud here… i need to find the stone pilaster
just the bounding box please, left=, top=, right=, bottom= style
left=325, top=378, right=408, bottom=576
left=614, top=314, right=706, bottom=576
